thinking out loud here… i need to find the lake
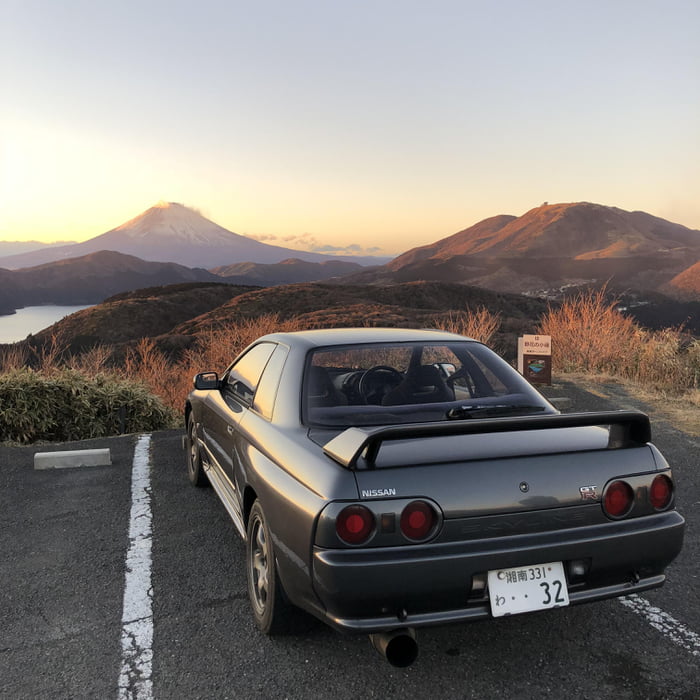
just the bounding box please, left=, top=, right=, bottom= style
left=0, top=305, right=91, bottom=344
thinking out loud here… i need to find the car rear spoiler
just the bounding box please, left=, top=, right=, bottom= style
left=322, top=410, right=651, bottom=470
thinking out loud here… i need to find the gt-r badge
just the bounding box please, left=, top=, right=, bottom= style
left=580, top=485, right=598, bottom=500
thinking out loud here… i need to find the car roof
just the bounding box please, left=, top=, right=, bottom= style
left=257, top=327, right=476, bottom=349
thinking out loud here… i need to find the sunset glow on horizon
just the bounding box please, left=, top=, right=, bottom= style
left=2, top=1, right=699, bottom=257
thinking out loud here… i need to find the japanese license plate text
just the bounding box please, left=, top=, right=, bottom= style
left=487, top=561, right=570, bottom=617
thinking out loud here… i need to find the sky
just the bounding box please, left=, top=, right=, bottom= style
left=1, top=0, right=699, bottom=257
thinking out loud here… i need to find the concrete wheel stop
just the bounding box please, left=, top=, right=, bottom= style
left=34, top=448, right=112, bottom=470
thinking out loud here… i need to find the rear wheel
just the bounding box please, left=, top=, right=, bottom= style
left=185, top=414, right=209, bottom=487
left=246, top=500, right=291, bottom=634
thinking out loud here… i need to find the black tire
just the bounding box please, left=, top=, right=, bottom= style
left=246, top=500, right=291, bottom=634
left=185, top=414, right=209, bottom=487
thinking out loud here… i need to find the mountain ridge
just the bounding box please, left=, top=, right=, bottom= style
left=0, top=250, right=376, bottom=314
left=391, top=203, right=700, bottom=266
left=211, top=257, right=366, bottom=286
left=665, top=261, right=700, bottom=299
left=21, top=281, right=549, bottom=359
left=0, top=250, right=220, bottom=310
left=0, top=202, right=389, bottom=270
left=367, top=202, right=700, bottom=300
left=4, top=201, right=700, bottom=322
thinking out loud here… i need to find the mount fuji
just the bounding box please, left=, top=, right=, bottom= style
left=0, top=202, right=387, bottom=270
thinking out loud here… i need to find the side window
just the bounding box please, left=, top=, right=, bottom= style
left=225, top=343, right=276, bottom=406
left=253, top=344, right=289, bottom=419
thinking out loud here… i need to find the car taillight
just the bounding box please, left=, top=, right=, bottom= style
left=649, top=474, right=673, bottom=510
left=400, top=500, right=437, bottom=541
left=603, top=480, right=634, bottom=518
left=336, top=505, right=375, bottom=545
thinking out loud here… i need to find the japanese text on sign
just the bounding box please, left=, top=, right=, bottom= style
left=522, top=334, right=551, bottom=355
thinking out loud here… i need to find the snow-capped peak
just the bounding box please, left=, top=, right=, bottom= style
left=112, top=202, right=238, bottom=245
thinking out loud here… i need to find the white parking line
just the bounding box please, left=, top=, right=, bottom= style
left=619, top=594, right=700, bottom=657
left=117, top=434, right=154, bottom=699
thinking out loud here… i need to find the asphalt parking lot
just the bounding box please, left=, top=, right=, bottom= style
left=1, top=380, right=698, bottom=699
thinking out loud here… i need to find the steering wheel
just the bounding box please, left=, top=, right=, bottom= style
left=358, top=365, right=403, bottom=404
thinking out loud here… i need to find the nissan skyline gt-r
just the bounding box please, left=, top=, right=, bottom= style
left=184, top=328, right=685, bottom=667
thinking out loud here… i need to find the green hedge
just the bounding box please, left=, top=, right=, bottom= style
left=0, top=368, right=177, bottom=444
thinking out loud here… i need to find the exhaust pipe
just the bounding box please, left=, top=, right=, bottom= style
left=369, top=628, right=418, bottom=667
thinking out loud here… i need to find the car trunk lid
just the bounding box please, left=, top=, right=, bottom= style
left=322, top=411, right=657, bottom=515
left=352, top=440, right=655, bottom=516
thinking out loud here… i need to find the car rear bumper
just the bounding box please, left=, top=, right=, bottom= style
left=311, top=510, right=685, bottom=633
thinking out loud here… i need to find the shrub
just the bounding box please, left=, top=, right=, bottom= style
left=0, top=368, right=177, bottom=444
left=439, top=306, right=502, bottom=345
left=627, top=328, right=695, bottom=391
left=688, top=339, right=700, bottom=387
left=538, top=288, right=699, bottom=392
left=114, top=314, right=308, bottom=414
left=0, top=343, right=29, bottom=372
left=538, top=288, right=638, bottom=374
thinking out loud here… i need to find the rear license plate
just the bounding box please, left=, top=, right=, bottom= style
left=487, top=561, right=570, bottom=617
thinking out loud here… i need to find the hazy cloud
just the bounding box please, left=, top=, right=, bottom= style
left=243, top=232, right=384, bottom=256
left=309, top=241, right=385, bottom=256
left=244, top=233, right=279, bottom=242
left=310, top=244, right=346, bottom=253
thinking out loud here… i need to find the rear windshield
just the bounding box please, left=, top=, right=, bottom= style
left=302, top=341, right=553, bottom=427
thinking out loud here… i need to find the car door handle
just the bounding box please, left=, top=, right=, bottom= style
left=227, top=425, right=234, bottom=435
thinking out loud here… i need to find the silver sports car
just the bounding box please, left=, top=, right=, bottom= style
left=184, top=328, right=685, bottom=667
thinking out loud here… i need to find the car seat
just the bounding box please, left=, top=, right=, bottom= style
left=382, top=365, right=454, bottom=405
left=307, top=366, right=348, bottom=407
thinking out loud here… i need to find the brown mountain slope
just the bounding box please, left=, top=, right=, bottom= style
left=29, top=280, right=546, bottom=354
left=2, top=250, right=220, bottom=308
left=211, top=258, right=364, bottom=285
left=172, top=281, right=548, bottom=337
left=357, top=203, right=700, bottom=297
left=664, top=262, right=700, bottom=300
left=390, top=202, right=700, bottom=264
left=17, top=281, right=549, bottom=361
left=31, top=282, right=257, bottom=351
left=387, top=215, right=516, bottom=270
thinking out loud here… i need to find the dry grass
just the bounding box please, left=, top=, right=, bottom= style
left=0, top=344, right=28, bottom=371
left=556, top=372, right=700, bottom=438
left=538, top=287, right=638, bottom=374
left=67, top=344, right=113, bottom=374
left=2, top=296, right=698, bottom=433
left=539, top=287, right=699, bottom=394
left=439, top=306, right=502, bottom=345
left=152, top=314, right=307, bottom=412
left=115, top=308, right=507, bottom=411
left=633, top=388, right=700, bottom=437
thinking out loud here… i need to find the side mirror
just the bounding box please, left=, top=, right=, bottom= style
left=193, top=371, right=220, bottom=390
